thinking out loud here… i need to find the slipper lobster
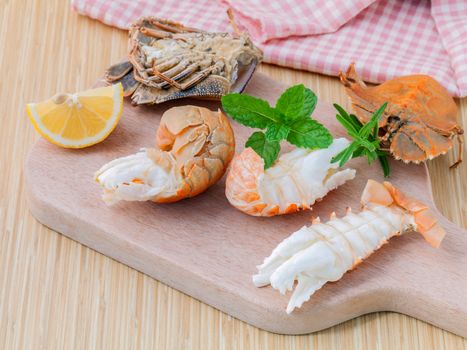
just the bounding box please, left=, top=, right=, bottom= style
left=225, top=138, right=356, bottom=216
left=94, top=106, right=235, bottom=204
left=105, top=16, right=262, bottom=105
left=253, top=179, right=445, bottom=313
left=340, top=64, right=464, bottom=167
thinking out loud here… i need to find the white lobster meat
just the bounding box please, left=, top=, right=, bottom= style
left=253, top=180, right=446, bottom=313
left=225, top=138, right=356, bottom=216
left=95, top=106, right=235, bottom=204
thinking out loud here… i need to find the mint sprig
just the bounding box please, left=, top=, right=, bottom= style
left=220, top=94, right=281, bottom=129
left=221, top=84, right=332, bottom=169
left=332, top=102, right=390, bottom=177
left=275, top=84, right=317, bottom=122
left=245, top=132, right=280, bottom=169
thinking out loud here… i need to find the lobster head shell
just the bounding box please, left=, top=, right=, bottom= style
left=105, top=17, right=263, bottom=105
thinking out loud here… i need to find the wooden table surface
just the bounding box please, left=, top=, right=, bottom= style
left=1, top=0, right=466, bottom=349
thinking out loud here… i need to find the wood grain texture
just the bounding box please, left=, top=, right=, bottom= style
left=25, top=72, right=467, bottom=337
left=1, top=0, right=467, bottom=348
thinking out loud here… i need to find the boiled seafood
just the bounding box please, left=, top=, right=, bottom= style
left=225, top=138, right=356, bottom=216
left=106, top=16, right=263, bottom=105
left=95, top=106, right=235, bottom=204
left=253, top=180, right=445, bottom=313
left=340, top=64, right=464, bottom=167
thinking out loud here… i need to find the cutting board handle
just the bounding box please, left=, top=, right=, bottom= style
left=395, top=214, right=467, bottom=337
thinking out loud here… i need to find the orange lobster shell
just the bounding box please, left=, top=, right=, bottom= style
left=340, top=64, right=464, bottom=167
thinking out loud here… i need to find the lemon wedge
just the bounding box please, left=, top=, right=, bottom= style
left=26, top=83, right=123, bottom=148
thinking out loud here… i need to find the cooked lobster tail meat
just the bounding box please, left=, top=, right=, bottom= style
left=225, top=138, right=356, bottom=216
left=94, top=106, right=235, bottom=204
left=253, top=179, right=445, bottom=314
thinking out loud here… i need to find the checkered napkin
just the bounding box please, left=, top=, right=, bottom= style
left=72, top=0, right=467, bottom=97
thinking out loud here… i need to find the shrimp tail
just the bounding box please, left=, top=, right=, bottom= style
left=362, top=180, right=446, bottom=247
left=226, top=138, right=356, bottom=216
left=254, top=179, right=446, bottom=313
left=95, top=106, right=235, bottom=204
left=225, top=148, right=273, bottom=216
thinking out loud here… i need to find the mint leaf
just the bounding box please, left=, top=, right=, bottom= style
left=245, top=132, right=280, bottom=169
left=265, top=123, right=290, bottom=141
left=221, top=94, right=279, bottom=129
left=301, top=88, right=317, bottom=119
left=222, top=85, right=332, bottom=169
left=275, top=84, right=304, bottom=121
left=287, top=118, right=332, bottom=149
left=276, top=84, right=317, bottom=122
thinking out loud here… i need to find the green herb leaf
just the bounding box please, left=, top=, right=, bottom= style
left=359, top=117, right=377, bottom=138
left=265, top=123, right=290, bottom=141
left=302, top=88, right=318, bottom=118
left=358, top=138, right=376, bottom=152
left=221, top=94, right=280, bottom=129
left=335, top=114, right=359, bottom=138
left=351, top=147, right=365, bottom=159
left=331, top=149, right=346, bottom=164
left=349, top=114, right=363, bottom=130
left=222, top=85, right=331, bottom=169
left=365, top=148, right=378, bottom=164
left=276, top=84, right=317, bottom=122
left=339, top=142, right=359, bottom=167
left=359, top=102, right=387, bottom=138
left=372, top=116, right=379, bottom=139
left=332, top=142, right=357, bottom=166
left=378, top=155, right=390, bottom=177
left=333, top=103, right=351, bottom=120
left=332, top=141, right=357, bottom=165
left=287, top=118, right=332, bottom=149
left=333, top=103, right=391, bottom=176
left=245, top=132, right=280, bottom=169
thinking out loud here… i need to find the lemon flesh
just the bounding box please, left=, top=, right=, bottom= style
left=27, top=83, right=123, bottom=148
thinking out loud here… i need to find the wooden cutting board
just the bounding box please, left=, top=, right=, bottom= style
left=24, top=73, right=467, bottom=337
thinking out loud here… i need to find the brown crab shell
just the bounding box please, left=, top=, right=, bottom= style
left=105, top=17, right=263, bottom=105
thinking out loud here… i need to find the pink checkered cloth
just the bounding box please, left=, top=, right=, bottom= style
left=72, top=0, right=467, bottom=97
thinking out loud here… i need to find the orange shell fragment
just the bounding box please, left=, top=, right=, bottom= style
left=361, top=180, right=446, bottom=248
